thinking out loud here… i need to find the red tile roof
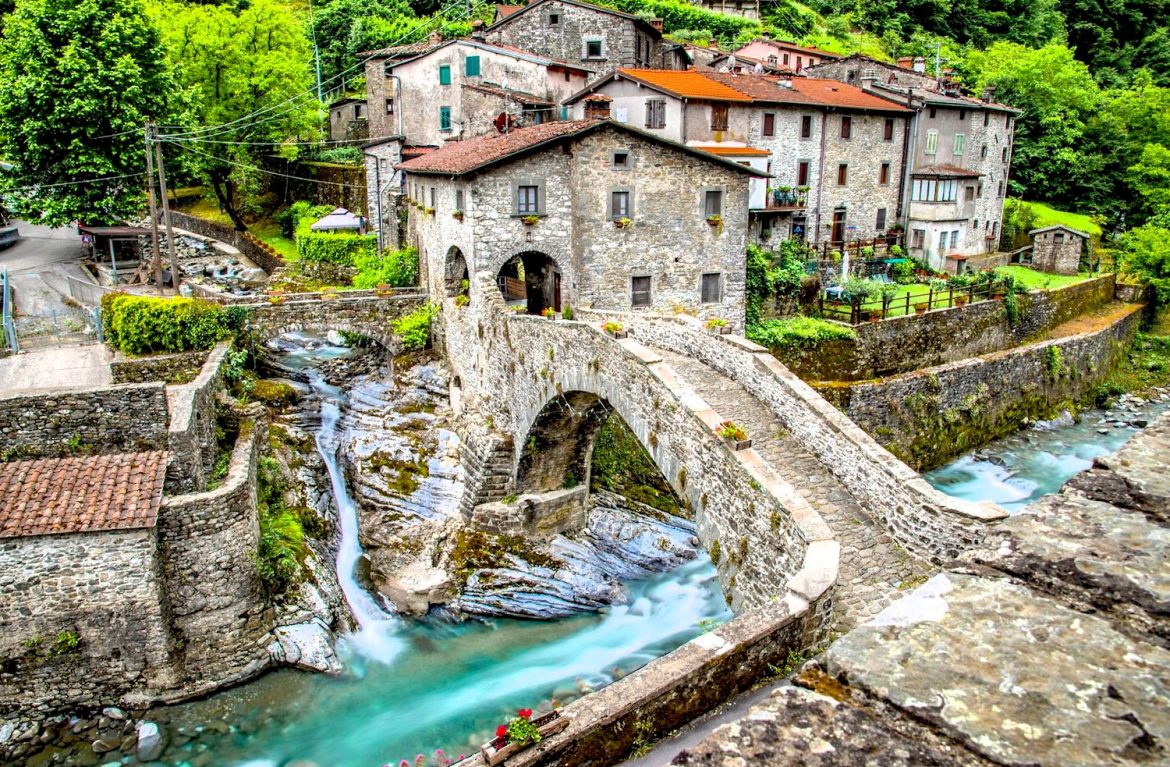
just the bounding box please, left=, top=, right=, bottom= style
left=495, top=4, right=523, bottom=18
left=785, top=78, right=910, bottom=111
left=358, top=40, right=440, bottom=60
left=616, top=69, right=754, bottom=101
left=0, top=452, right=168, bottom=538
left=697, top=145, right=771, bottom=156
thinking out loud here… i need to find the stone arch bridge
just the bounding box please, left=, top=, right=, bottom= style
left=230, top=289, right=428, bottom=350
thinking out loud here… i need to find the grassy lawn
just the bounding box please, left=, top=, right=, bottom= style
left=175, top=191, right=298, bottom=261
left=1012, top=199, right=1102, bottom=237
left=995, top=265, right=1094, bottom=290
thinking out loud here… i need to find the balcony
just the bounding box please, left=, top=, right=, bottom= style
left=765, top=187, right=809, bottom=210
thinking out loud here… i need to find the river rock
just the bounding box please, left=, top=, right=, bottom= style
left=270, top=620, right=342, bottom=674
left=101, top=707, right=125, bottom=721
left=135, top=721, right=164, bottom=762
left=378, top=561, right=455, bottom=615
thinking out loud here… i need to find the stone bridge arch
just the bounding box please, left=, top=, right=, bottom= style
left=243, top=293, right=427, bottom=351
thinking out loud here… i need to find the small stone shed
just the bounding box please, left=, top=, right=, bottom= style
left=1029, top=224, right=1089, bottom=275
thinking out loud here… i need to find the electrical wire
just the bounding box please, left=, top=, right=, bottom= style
left=160, top=140, right=366, bottom=189
left=0, top=172, right=146, bottom=195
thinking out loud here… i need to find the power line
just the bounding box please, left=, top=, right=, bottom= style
left=159, top=135, right=378, bottom=147
left=0, top=172, right=145, bottom=195
left=160, top=140, right=367, bottom=189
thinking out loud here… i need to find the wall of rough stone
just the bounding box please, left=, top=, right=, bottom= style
left=243, top=291, right=427, bottom=350
left=772, top=274, right=1119, bottom=381
left=156, top=415, right=273, bottom=698
left=165, top=211, right=285, bottom=274
left=816, top=111, right=907, bottom=243
left=1032, top=229, right=1084, bottom=274
left=0, top=529, right=178, bottom=717
left=469, top=487, right=588, bottom=537
left=0, top=383, right=170, bottom=461
left=586, top=310, right=1004, bottom=564
left=110, top=349, right=210, bottom=385
left=164, top=343, right=228, bottom=494
left=820, top=303, right=1143, bottom=470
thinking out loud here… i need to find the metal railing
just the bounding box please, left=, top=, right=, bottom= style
left=820, top=281, right=1001, bottom=325
left=2, top=265, right=17, bottom=354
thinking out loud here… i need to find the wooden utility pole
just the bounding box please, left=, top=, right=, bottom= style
left=152, top=124, right=181, bottom=292
left=144, top=123, right=164, bottom=294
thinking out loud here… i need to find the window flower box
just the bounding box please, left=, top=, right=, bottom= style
left=425, top=207, right=435, bottom=216
left=602, top=321, right=626, bottom=338
left=717, top=421, right=751, bottom=451
left=521, top=215, right=540, bottom=226
left=482, top=710, right=568, bottom=767
left=453, top=210, right=464, bottom=221
left=706, top=214, right=723, bottom=228
left=614, top=217, right=633, bottom=229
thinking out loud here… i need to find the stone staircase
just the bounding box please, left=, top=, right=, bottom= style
left=655, top=348, right=932, bottom=629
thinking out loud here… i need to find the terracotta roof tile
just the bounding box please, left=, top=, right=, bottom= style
left=398, top=120, right=596, bottom=174
left=495, top=4, right=523, bottom=17
left=785, top=78, right=910, bottom=111
left=616, top=69, right=754, bottom=101
left=696, top=145, right=771, bottom=156
left=609, top=70, right=909, bottom=112
left=0, top=452, right=168, bottom=538
left=358, top=40, right=440, bottom=60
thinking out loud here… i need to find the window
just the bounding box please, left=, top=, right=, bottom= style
left=929, top=107, right=937, bottom=118
left=958, top=109, right=966, bottom=121
left=796, top=55, right=803, bottom=71
left=1054, top=231, right=1065, bottom=244
left=455, top=189, right=464, bottom=212
left=783, top=53, right=790, bottom=66
left=912, top=229, right=925, bottom=249
left=429, top=187, right=436, bottom=208
left=981, top=144, right=988, bottom=159
left=1002, top=146, right=1008, bottom=162
left=585, top=38, right=604, bottom=59
left=516, top=184, right=540, bottom=214
left=631, top=276, right=651, bottom=307
left=879, top=162, right=890, bottom=185
left=797, top=160, right=810, bottom=186
left=840, top=115, right=852, bottom=139
left=876, top=208, right=887, bottom=230
left=711, top=104, right=728, bottom=131
left=386, top=98, right=394, bottom=114
left=949, top=230, right=959, bottom=249
left=762, top=112, right=775, bottom=137
left=703, top=189, right=723, bottom=218
left=911, top=178, right=958, bottom=202
left=800, top=115, right=812, bottom=138
left=884, top=117, right=895, bottom=141
left=549, top=12, right=559, bottom=23
left=925, top=130, right=938, bottom=155
left=465, top=56, right=480, bottom=76
left=645, top=99, right=666, bottom=129
left=439, top=106, right=451, bottom=131
left=700, top=273, right=722, bottom=303
left=984, top=111, right=990, bottom=127
left=1005, top=114, right=1011, bottom=129
left=998, top=180, right=1004, bottom=197
left=612, top=150, right=631, bottom=169
left=610, top=189, right=631, bottom=219
left=938, top=230, right=947, bottom=252
left=954, top=133, right=965, bottom=155
left=973, top=219, right=979, bottom=229
left=965, top=186, right=975, bottom=201
left=837, top=163, right=848, bottom=185
left=439, top=65, right=451, bottom=85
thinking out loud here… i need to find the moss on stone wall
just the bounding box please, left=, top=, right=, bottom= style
left=589, top=413, right=683, bottom=517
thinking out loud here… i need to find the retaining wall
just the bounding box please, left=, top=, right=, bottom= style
left=111, top=348, right=210, bottom=385
left=820, top=303, right=1144, bottom=471
left=164, top=343, right=229, bottom=493
left=166, top=210, right=286, bottom=274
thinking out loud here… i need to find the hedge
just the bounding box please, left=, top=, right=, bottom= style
left=746, top=316, right=856, bottom=350
left=352, top=246, right=419, bottom=288
left=295, top=218, right=378, bottom=266
left=101, top=293, right=243, bottom=355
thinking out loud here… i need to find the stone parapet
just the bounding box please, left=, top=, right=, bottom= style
left=164, top=342, right=229, bottom=493
left=470, top=487, right=588, bottom=538
left=165, top=210, right=285, bottom=274
left=110, top=348, right=210, bottom=385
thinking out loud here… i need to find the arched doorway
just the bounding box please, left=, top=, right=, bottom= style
left=445, top=247, right=469, bottom=299
left=496, top=251, right=562, bottom=316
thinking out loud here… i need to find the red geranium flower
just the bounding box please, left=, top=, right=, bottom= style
left=496, top=724, right=508, bottom=738
left=518, top=708, right=533, bottom=719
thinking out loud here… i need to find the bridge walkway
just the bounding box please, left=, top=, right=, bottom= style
left=655, top=348, right=933, bottom=629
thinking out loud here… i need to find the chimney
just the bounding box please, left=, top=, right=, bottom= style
left=471, top=19, right=486, bottom=41
left=897, top=56, right=913, bottom=70
left=650, top=18, right=663, bottom=32
left=912, top=56, right=926, bottom=73
left=777, top=77, right=792, bottom=88
left=981, top=85, right=997, bottom=103
left=428, top=29, right=443, bottom=45
left=761, top=30, right=772, bottom=40
left=860, top=67, right=877, bottom=87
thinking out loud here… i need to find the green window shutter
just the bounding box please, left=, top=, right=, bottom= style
left=465, top=56, right=480, bottom=76
left=439, top=65, right=451, bottom=85
left=440, top=106, right=451, bottom=131
left=561, top=105, right=568, bottom=120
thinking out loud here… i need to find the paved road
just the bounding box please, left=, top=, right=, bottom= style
left=0, top=344, right=111, bottom=391
left=1, top=220, right=89, bottom=315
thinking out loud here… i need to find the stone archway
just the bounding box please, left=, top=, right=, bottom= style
left=496, top=251, right=562, bottom=316
left=445, top=246, right=470, bottom=298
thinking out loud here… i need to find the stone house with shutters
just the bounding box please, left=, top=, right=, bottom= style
left=730, top=37, right=839, bottom=74
left=327, top=97, right=368, bottom=142
left=484, top=0, right=686, bottom=76
left=396, top=119, right=761, bottom=328
left=563, top=69, right=911, bottom=246
left=807, top=54, right=1020, bottom=270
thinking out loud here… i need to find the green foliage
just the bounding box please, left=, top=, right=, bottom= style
left=50, top=630, right=80, bottom=656
left=1044, top=345, right=1064, bottom=379
left=0, top=0, right=174, bottom=226
left=561, top=304, right=574, bottom=321
left=277, top=201, right=334, bottom=239
left=590, top=413, right=682, bottom=517
left=391, top=302, right=436, bottom=351
left=1118, top=220, right=1170, bottom=303
left=101, top=293, right=231, bottom=355
left=608, top=0, right=760, bottom=43
left=745, top=242, right=810, bottom=324
left=311, top=145, right=363, bottom=164
left=352, top=246, right=419, bottom=288
left=891, top=260, right=916, bottom=284
left=747, top=316, right=856, bottom=350
left=296, top=216, right=378, bottom=266
left=255, top=455, right=308, bottom=596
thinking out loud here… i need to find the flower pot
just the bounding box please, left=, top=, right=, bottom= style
left=606, top=329, right=628, bottom=339
left=913, top=303, right=928, bottom=315
left=868, top=313, right=881, bottom=323
left=723, top=436, right=752, bottom=451
left=482, top=712, right=568, bottom=767
left=712, top=325, right=731, bottom=334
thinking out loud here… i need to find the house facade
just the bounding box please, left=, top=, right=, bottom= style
left=396, top=120, right=759, bottom=327
left=733, top=38, right=838, bottom=73
left=483, top=0, right=685, bottom=75
left=808, top=54, right=1019, bottom=270
left=328, top=98, right=368, bottom=142
left=1029, top=225, right=1088, bottom=275
left=564, top=69, right=910, bottom=245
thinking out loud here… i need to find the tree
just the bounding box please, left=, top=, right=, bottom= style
left=0, top=0, right=173, bottom=226
left=1118, top=217, right=1170, bottom=303
left=156, top=0, right=315, bottom=230
left=1127, top=144, right=1170, bottom=221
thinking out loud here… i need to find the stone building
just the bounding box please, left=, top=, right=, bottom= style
left=1029, top=225, right=1088, bottom=275
left=327, top=98, right=367, bottom=142
left=731, top=37, right=839, bottom=73
left=564, top=69, right=911, bottom=244
left=396, top=119, right=760, bottom=327
left=483, top=0, right=686, bottom=75
left=807, top=54, right=1020, bottom=270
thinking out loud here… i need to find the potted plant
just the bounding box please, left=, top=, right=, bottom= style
left=954, top=295, right=969, bottom=307
left=267, top=288, right=286, bottom=305
left=425, top=207, right=435, bottom=216
left=914, top=302, right=929, bottom=315
left=374, top=283, right=395, bottom=297
left=481, top=708, right=569, bottom=767
left=455, top=294, right=470, bottom=307
left=706, top=317, right=731, bottom=335
left=868, top=310, right=881, bottom=323
left=522, top=215, right=540, bottom=226
left=706, top=214, right=723, bottom=230
left=602, top=320, right=627, bottom=338
left=453, top=209, right=464, bottom=221
left=614, top=217, right=633, bottom=229
left=717, top=421, right=751, bottom=451
left=541, top=306, right=558, bottom=319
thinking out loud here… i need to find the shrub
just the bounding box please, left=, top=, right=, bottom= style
left=255, top=455, right=308, bottom=595
left=296, top=216, right=377, bottom=266
left=311, top=145, right=362, bottom=164
left=392, top=303, right=437, bottom=351
left=746, top=316, right=856, bottom=350
left=276, top=201, right=333, bottom=239
left=352, top=246, right=419, bottom=288
left=841, top=277, right=880, bottom=303
left=101, top=293, right=231, bottom=355
left=891, top=260, right=916, bottom=284
left=561, top=303, right=574, bottom=320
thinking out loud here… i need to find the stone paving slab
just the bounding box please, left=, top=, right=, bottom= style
left=822, top=572, right=1170, bottom=767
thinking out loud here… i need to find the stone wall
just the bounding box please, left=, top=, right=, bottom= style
left=584, top=309, right=1004, bottom=564
left=165, top=211, right=286, bottom=275
left=773, top=274, right=1119, bottom=381
left=821, top=303, right=1144, bottom=470
left=0, top=383, right=170, bottom=461
left=156, top=415, right=273, bottom=698
left=110, top=349, right=210, bottom=385
left=0, top=529, right=178, bottom=717
left=469, top=487, right=588, bottom=537
left=164, top=343, right=229, bottom=493
left=244, top=291, right=427, bottom=350
left=1031, top=229, right=1084, bottom=274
